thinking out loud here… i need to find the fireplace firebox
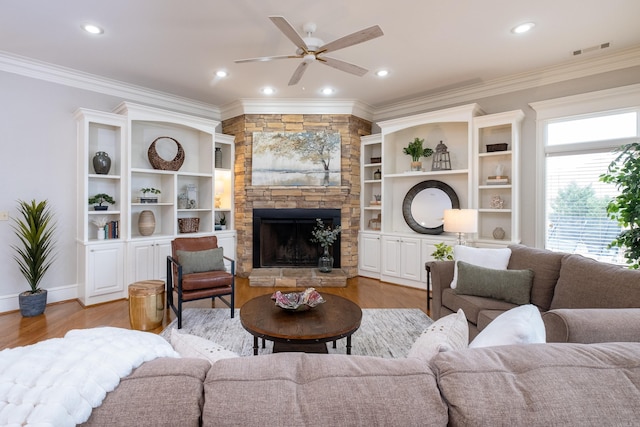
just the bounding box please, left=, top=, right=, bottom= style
left=253, top=208, right=341, bottom=268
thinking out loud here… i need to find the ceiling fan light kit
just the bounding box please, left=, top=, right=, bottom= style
left=235, top=15, right=383, bottom=86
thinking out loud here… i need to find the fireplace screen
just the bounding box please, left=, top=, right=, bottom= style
left=253, top=209, right=341, bottom=268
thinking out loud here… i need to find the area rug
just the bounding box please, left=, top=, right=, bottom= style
left=161, top=308, right=433, bottom=358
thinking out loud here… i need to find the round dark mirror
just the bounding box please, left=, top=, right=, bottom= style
left=402, top=180, right=460, bottom=234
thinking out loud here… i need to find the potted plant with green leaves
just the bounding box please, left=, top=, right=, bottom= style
left=600, top=141, right=640, bottom=268
left=431, top=242, right=454, bottom=261
left=140, top=187, right=161, bottom=203
left=219, top=213, right=227, bottom=230
left=89, top=193, right=115, bottom=211
left=403, top=137, right=434, bottom=171
left=311, top=218, right=342, bottom=273
left=11, top=199, right=57, bottom=317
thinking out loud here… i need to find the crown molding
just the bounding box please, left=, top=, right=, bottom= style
left=372, top=45, right=640, bottom=122
left=0, top=51, right=221, bottom=119
left=220, top=98, right=374, bottom=121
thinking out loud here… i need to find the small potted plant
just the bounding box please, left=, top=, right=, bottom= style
left=431, top=242, right=454, bottom=261
left=89, top=193, right=115, bottom=211
left=311, top=218, right=342, bottom=273
left=219, top=213, right=227, bottom=230
left=11, top=199, right=57, bottom=317
left=140, top=187, right=161, bottom=203
left=403, top=137, right=434, bottom=171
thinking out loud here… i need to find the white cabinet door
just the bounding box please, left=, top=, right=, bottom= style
left=359, top=232, right=381, bottom=275
left=381, top=235, right=422, bottom=283
left=129, top=239, right=172, bottom=283
left=215, top=231, right=237, bottom=271
left=83, top=242, right=125, bottom=305
left=381, top=235, right=402, bottom=276
left=399, top=237, right=421, bottom=281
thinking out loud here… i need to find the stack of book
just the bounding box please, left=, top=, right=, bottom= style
left=105, top=220, right=120, bottom=239
left=486, top=175, right=510, bottom=185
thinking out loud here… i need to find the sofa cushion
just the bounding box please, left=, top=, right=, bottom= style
left=476, top=309, right=505, bottom=331
left=455, top=261, right=534, bottom=305
left=177, top=248, right=225, bottom=274
left=451, top=246, right=512, bottom=289
left=550, top=253, right=640, bottom=309
left=85, top=357, right=210, bottom=426
left=508, top=244, right=566, bottom=310
left=469, top=304, right=546, bottom=348
left=442, top=288, right=517, bottom=326
left=408, top=309, right=468, bottom=361
left=431, top=342, right=640, bottom=426
left=203, top=353, right=448, bottom=426
left=543, top=308, right=640, bottom=343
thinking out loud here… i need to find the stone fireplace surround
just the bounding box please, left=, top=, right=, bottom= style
left=222, top=113, right=372, bottom=286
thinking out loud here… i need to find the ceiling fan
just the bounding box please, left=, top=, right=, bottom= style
left=235, top=16, right=384, bottom=86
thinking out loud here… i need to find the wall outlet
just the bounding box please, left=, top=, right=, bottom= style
left=0, top=211, right=9, bottom=221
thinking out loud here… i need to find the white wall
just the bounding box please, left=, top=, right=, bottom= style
left=1, top=64, right=639, bottom=313
left=0, top=72, right=125, bottom=311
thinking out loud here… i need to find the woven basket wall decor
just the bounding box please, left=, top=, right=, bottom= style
left=148, top=136, right=185, bottom=171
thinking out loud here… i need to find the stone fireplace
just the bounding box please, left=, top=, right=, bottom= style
left=221, top=113, right=372, bottom=286
left=253, top=208, right=341, bottom=268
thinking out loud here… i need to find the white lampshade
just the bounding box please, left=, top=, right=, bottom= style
left=443, top=209, right=478, bottom=233
left=215, top=180, right=225, bottom=195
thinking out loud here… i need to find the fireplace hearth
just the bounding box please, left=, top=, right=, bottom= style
left=253, top=208, right=341, bottom=269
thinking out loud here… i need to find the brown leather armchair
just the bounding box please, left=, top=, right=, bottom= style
left=166, top=236, right=235, bottom=329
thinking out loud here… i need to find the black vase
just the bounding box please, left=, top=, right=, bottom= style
left=93, top=151, right=111, bottom=174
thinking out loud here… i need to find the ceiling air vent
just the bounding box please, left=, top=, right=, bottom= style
left=573, top=42, right=611, bottom=56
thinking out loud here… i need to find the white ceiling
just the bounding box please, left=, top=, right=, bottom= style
left=1, top=0, right=639, bottom=110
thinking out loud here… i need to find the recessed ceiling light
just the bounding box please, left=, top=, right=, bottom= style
left=321, top=87, right=334, bottom=95
left=511, top=22, right=535, bottom=34
left=375, top=69, right=389, bottom=77
left=216, top=70, right=228, bottom=78
left=82, top=24, right=104, bottom=35
left=261, top=87, right=275, bottom=95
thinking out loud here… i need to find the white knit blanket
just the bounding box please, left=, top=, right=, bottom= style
left=0, top=327, right=179, bottom=426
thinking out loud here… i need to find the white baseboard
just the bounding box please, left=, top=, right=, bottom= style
left=0, top=284, right=79, bottom=314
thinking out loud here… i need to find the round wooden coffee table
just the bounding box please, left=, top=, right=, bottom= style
left=240, top=293, right=362, bottom=355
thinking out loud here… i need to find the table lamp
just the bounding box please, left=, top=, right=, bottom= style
left=443, top=209, right=478, bottom=245
left=215, top=180, right=224, bottom=208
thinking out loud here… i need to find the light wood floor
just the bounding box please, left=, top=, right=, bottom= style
left=0, top=276, right=428, bottom=350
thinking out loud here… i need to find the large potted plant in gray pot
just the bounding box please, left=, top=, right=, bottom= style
left=11, top=199, right=57, bottom=317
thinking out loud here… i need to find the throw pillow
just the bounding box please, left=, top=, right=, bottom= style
left=469, top=304, right=546, bottom=348
left=169, top=329, right=239, bottom=365
left=450, top=245, right=511, bottom=289
left=455, top=261, right=534, bottom=305
left=407, top=309, right=469, bottom=361
left=176, top=248, right=225, bottom=274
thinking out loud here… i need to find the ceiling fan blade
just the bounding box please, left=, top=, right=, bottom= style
left=269, top=16, right=309, bottom=51
left=288, top=61, right=310, bottom=86
left=319, top=56, right=368, bottom=76
left=318, top=25, right=383, bottom=54
left=235, top=54, right=300, bottom=63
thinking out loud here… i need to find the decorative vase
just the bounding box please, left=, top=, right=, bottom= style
left=318, top=247, right=334, bottom=273
left=138, top=210, right=156, bottom=236
left=410, top=161, right=422, bottom=172
left=19, top=289, right=48, bottom=317
left=215, top=147, right=222, bottom=168
left=493, top=227, right=506, bottom=240
left=93, top=151, right=111, bottom=175
left=97, top=227, right=106, bottom=240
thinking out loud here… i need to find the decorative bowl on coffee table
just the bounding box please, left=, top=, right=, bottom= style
left=271, top=288, right=325, bottom=312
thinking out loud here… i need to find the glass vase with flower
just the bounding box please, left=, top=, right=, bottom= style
left=310, top=218, right=342, bottom=273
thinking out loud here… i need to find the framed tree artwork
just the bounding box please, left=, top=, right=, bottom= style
left=252, top=131, right=341, bottom=186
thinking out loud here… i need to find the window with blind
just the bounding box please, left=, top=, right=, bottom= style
left=544, top=110, right=638, bottom=264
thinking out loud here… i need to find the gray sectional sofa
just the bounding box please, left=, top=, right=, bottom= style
left=429, top=244, right=640, bottom=340
left=85, top=339, right=640, bottom=426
